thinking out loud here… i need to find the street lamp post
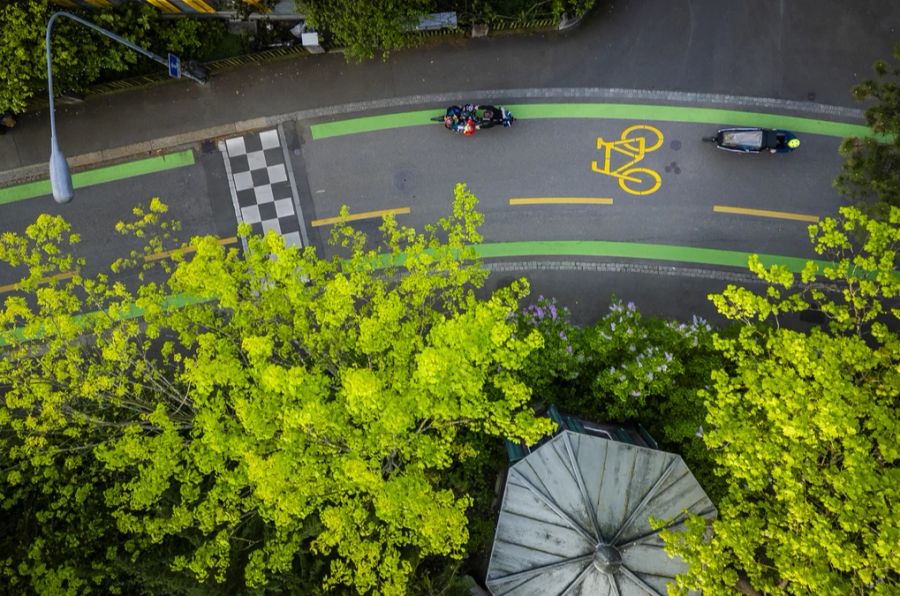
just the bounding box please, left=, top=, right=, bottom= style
left=46, top=11, right=206, bottom=204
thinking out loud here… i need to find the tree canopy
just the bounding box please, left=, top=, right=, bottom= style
left=661, top=206, right=900, bottom=595
left=0, top=185, right=553, bottom=594
left=835, top=42, right=900, bottom=211
left=0, top=1, right=222, bottom=114
left=300, top=0, right=433, bottom=61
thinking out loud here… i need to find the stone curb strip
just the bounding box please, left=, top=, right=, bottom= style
left=484, top=259, right=846, bottom=292
left=484, top=260, right=767, bottom=284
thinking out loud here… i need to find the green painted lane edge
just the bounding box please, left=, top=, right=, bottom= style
left=309, top=103, right=882, bottom=140
left=0, top=292, right=206, bottom=346
left=0, top=149, right=196, bottom=205
left=311, top=109, right=440, bottom=139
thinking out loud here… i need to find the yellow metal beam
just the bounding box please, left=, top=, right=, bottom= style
left=242, top=0, right=272, bottom=13
left=144, top=0, right=181, bottom=13
left=180, top=0, right=216, bottom=13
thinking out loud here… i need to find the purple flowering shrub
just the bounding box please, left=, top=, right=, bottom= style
left=510, top=296, right=587, bottom=403
left=580, top=300, right=727, bottom=495
left=582, top=300, right=724, bottom=445
left=512, top=296, right=727, bottom=496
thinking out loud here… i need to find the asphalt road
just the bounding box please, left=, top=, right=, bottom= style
left=2, top=0, right=893, bottom=321
left=0, top=110, right=848, bottom=326
left=2, top=0, right=897, bottom=172
left=0, top=149, right=234, bottom=287
left=297, top=118, right=844, bottom=258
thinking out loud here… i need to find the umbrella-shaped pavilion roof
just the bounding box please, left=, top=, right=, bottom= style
left=486, top=430, right=716, bottom=595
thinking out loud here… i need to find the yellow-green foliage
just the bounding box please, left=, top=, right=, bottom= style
left=0, top=184, right=552, bottom=594
left=662, top=206, right=900, bottom=595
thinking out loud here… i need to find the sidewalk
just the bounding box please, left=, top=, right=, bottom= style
left=1, top=0, right=896, bottom=183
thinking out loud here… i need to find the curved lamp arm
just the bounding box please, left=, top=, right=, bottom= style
left=45, top=11, right=206, bottom=204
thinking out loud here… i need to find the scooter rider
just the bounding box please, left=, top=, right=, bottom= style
left=443, top=105, right=462, bottom=131
left=445, top=104, right=478, bottom=134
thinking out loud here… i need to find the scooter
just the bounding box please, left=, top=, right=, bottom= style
left=431, top=104, right=516, bottom=135
left=703, top=127, right=800, bottom=154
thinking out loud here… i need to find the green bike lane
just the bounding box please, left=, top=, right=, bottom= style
left=309, top=103, right=880, bottom=140
left=0, top=150, right=196, bottom=205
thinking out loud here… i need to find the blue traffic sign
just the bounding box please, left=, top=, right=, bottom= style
left=167, top=53, right=181, bottom=79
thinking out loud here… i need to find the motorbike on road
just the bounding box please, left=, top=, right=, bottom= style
left=431, top=104, right=516, bottom=136
left=703, top=127, right=800, bottom=154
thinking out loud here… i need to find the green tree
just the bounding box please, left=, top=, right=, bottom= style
left=300, top=0, right=433, bottom=61
left=462, top=0, right=595, bottom=22
left=835, top=42, right=900, bottom=211
left=0, top=185, right=552, bottom=594
left=0, top=1, right=222, bottom=114
left=661, top=206, right=900, bottom=595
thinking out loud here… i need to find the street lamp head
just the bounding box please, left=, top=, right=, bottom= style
left=49, top=136, right=73, bottom=204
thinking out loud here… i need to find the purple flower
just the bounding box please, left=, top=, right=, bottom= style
left=559, top=330, right=567, bottom=340
left=549, top=303, right=558, bottom=320
left=566, top=345, right=573, bottom=354
left=627, top=301, right=636, bottom=311
left=535, top=307, right=545, bottom=319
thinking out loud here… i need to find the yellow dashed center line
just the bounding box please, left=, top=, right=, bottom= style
left=0, top=272, right=75, bottom=294
left=144, top=237, right=238, bottom=262
left=1, top=238, right=240, bottom=294
left=312, top=207, right=411, bottom=227
left=713, top=205, right=820, bottom=223
left=509, top=197, right=614, bottom=205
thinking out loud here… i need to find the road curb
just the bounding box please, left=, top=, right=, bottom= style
left=482, top=259, right=845, bottom=293
left=484, top=259, right=766, bottom=285
left=0, top=88, right=866, bottom=188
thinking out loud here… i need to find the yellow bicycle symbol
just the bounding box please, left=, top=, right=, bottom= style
left=591, top=124, right=664, bottom=195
